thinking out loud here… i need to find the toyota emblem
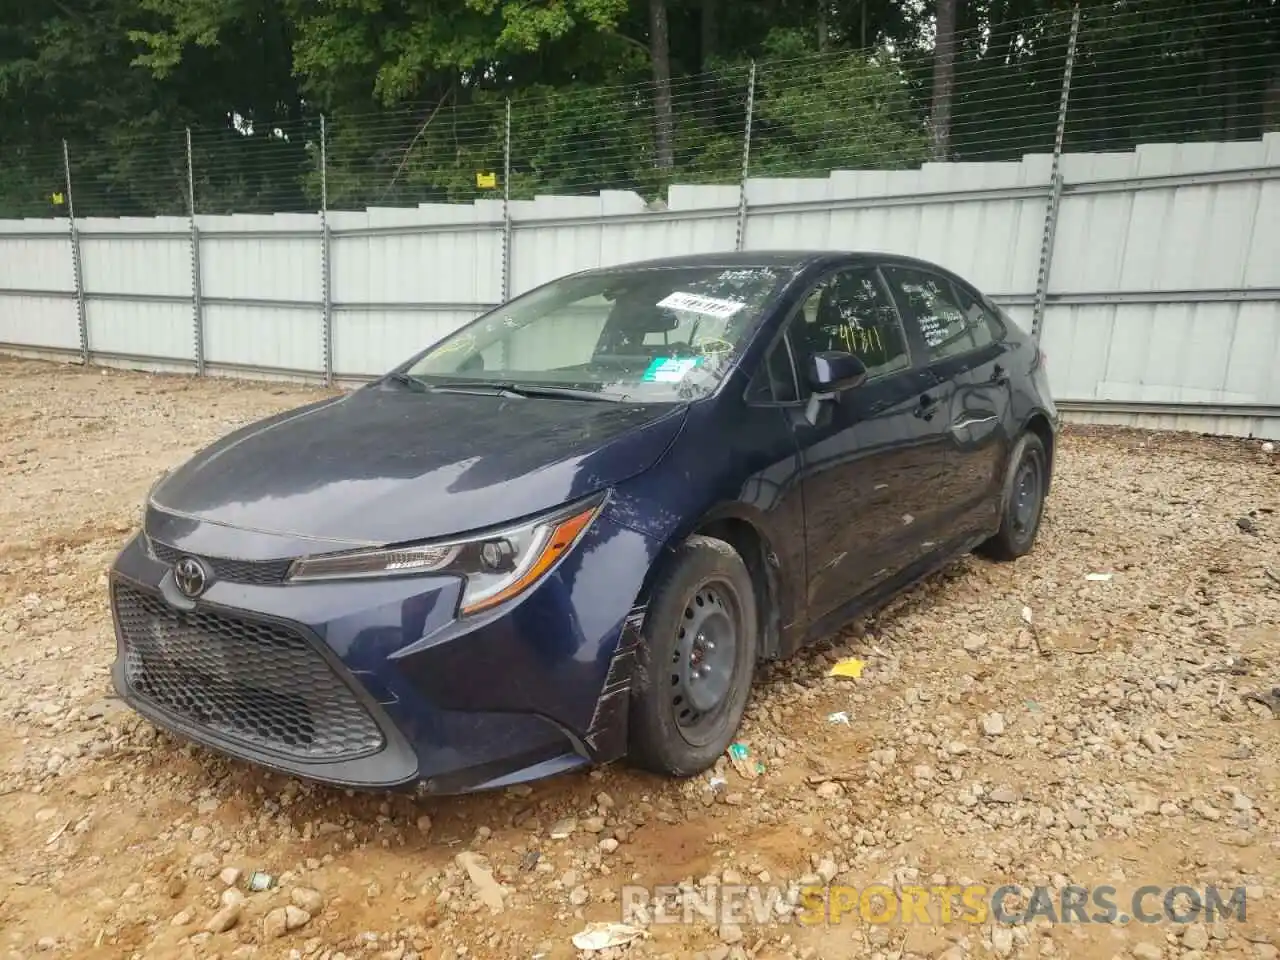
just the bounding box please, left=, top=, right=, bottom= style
left=173, top=556, right=209, bottom=598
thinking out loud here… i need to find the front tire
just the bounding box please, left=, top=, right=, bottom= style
left=980, top=431, right=1049, bottom=561
left=628, top=535, right=758, bottom=777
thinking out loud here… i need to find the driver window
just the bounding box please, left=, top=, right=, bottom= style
left=791, top=266, right=911, bottom=384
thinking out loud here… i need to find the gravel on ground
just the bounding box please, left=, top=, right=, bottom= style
left=0, top=355, right=1277, bottom=960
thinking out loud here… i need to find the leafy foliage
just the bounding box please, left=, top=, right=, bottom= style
left=1, top=0, right=1276, bottom=217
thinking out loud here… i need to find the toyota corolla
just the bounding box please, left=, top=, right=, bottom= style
left=108, top=251, right=1057, bottom=794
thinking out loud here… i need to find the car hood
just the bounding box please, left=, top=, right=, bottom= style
left=150, top=385, right=688, bottom=546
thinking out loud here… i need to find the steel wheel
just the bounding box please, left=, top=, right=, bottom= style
left=979, top=431, right=1050, bottom=562
left=1010, top=451, right=1044, bottom=538
left=627, top=535, right=759, bottom=777
left=670, top=580, right=741, bottom=744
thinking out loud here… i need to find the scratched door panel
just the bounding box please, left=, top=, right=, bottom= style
left=784, top=263, right=937, bottom=621
left=790, top=365, right=934, bottom=622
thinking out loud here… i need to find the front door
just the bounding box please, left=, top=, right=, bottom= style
left=781, top=264, right=939, bottom=624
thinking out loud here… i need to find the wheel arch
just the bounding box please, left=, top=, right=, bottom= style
left=1020, top=408, right=1057, bottom=492
left=632, top=503, right=794, bottom=662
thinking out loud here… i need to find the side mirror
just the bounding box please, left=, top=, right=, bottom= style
left=806, top=351, right=867, bottom=394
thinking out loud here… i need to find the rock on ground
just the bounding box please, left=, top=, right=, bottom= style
left=0, top=358, right=1276, bottom=959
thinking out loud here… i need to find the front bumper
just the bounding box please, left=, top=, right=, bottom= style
left=107, top=511, right=654, bottom=794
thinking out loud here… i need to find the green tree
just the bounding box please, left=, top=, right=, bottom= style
left=4, top=0, right=1277, bottom=218
left=0, top=0, right=308, bottom=216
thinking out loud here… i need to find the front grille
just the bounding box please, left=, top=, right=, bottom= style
left=148, top=539, right=293, bottom=585
left=114, top=584, right=385, bottom=762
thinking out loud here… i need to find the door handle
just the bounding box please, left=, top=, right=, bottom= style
left=989, top=363, right=1010, bottom=386
left=913, top=393, right=938, bottom=420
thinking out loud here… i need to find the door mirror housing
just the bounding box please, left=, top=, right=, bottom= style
left=806, top=351, right=867, bottom=394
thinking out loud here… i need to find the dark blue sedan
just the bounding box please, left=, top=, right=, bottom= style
left=108, top=251, right=1057, bottom=794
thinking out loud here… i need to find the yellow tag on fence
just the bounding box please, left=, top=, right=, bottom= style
left=475, top=172, right=497, bottom=189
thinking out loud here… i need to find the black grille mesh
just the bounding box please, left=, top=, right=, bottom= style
left=114, top=584, right=384, bottom=761
left=147, top=539, right=293, bottom=585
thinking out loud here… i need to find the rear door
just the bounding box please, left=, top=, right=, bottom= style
left=881, top=266, right=1014, bottom=539
left=946, top=282, right=1017, bottom=530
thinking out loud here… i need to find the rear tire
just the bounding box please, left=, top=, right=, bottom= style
left=980, top=431, right=1049, bottom=561
left=628, top=535, right=758, bottom=777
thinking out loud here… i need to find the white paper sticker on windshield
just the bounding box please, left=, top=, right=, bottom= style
left=657, top=291, right=747, bottom=319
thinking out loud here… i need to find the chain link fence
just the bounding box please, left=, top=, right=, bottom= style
left=0, top=0, right=1275, bottom=222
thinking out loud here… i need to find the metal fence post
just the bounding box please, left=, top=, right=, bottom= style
left=185, top=128, right=206, bottom=375
left=501, top=98, right=512, bottom=302
left=320, top=114, right=334, bottom=386
left=1031, top=5, right=1081, bottom=342
left=62, top=140, right=89, bottom=365
left=735, top=61, right=757, bottom=252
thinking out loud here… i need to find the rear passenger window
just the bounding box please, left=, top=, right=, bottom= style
left=883, top=267, right=994, bottom=362
left=951, top=282, right=1006, bottom=346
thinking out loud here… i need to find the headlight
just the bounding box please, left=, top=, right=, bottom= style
left=286, top=497, right=604, bottom=616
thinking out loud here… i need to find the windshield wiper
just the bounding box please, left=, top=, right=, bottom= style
left=430, top=381, right=622, bottom=402
left=510, top=384, right=623, bottom=402
left=383, top=371, right=429, bottom=392
left=428, top=381, right=527, bottom=400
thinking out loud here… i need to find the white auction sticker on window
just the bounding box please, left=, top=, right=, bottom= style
left=657, top=291, right=747, bottom=319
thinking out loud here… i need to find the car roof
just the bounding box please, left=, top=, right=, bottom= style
left=576, top=250, right=958, bottom=276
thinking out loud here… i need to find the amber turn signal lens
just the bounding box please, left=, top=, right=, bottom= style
left=459, top=504, right=599, bottom=615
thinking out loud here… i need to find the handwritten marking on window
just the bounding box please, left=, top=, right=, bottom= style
left=838, top=323, right=884, bottom=357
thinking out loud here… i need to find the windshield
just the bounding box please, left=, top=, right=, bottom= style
left=403, top=264, right=793, bottom=402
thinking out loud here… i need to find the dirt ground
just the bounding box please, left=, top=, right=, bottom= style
left=0, top=355, right=1277, bottom=960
